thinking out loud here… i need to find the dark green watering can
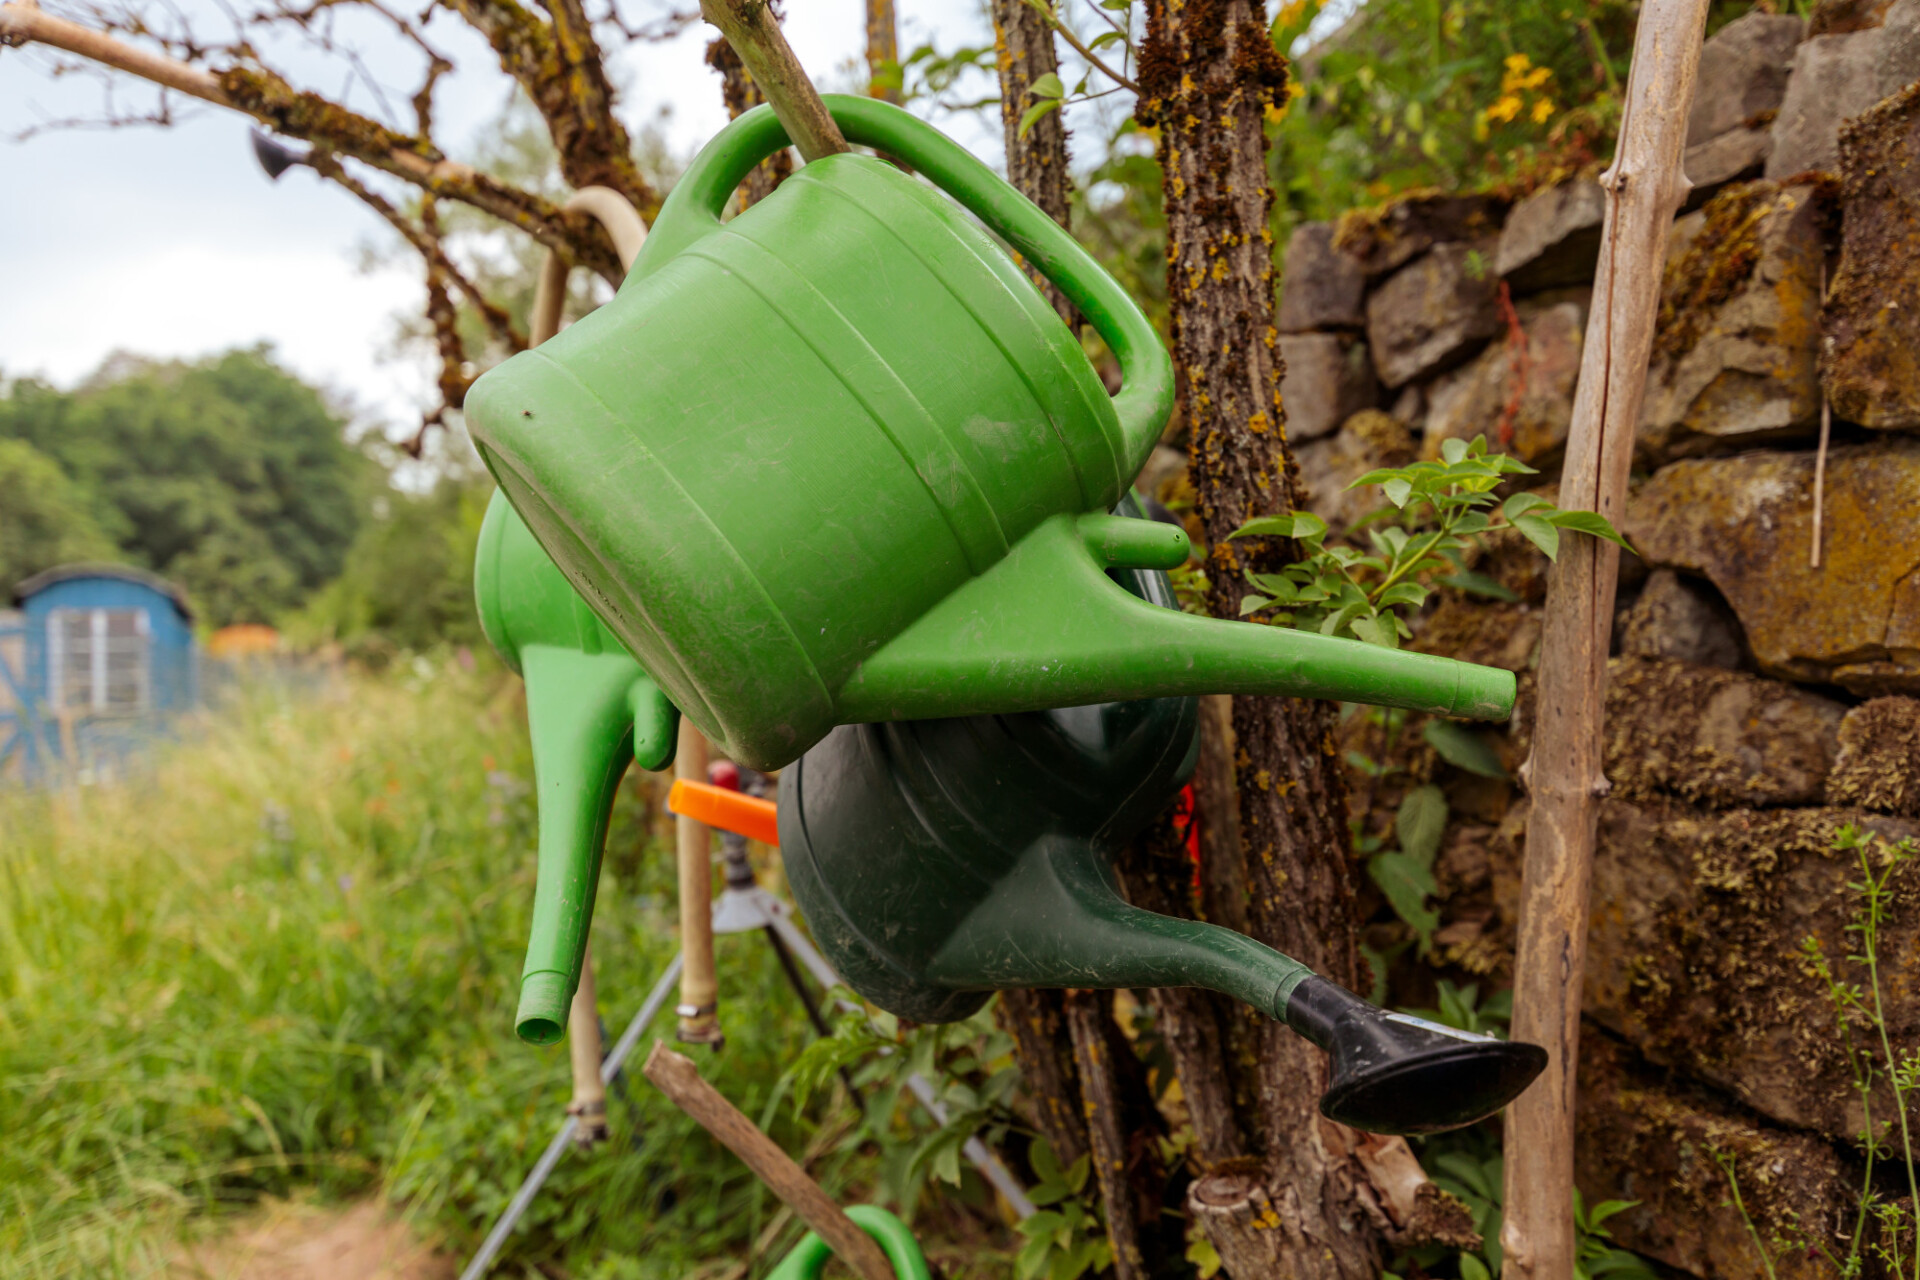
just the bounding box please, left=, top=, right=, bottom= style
left=780, top=560, right=1545, bottom=1136
left=475, top=491, right=682, bottom=1040
left=463, top=95, right=1516, bottom=773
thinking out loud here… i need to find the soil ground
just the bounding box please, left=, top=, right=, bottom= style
left=172, top=1199, right=456, bottom=1280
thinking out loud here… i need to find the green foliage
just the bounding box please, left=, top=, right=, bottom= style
left=0, top=438, right=117, bottom=589
left=1422, top=719, right=1508, bottom=779
left=1366, top=784, right=1448, bottom=955
left=0, top=349, right=372, bottom=626
left=783, top=996, right=1021, bottom=1211
left=0, top=663, right=855, bottom=1278
left=1721, top=825, right=1920, bottom=1279
left=292, top=467, right=492, bottom=653
left=1014, top=1140, right=1113, bottom=1280
left=1226, top=436, right=1629, bottom=649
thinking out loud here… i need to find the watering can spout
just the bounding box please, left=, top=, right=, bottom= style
left=475, top=490, right=680, bottom=1044
left=514, top=646, right=676, bottom=1044
left=838, top=513, right=1516, bottom=728
left=916, top=838, right=1545, bottom=1135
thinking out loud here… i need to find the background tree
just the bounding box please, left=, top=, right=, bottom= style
left=0, top=348, right=371, bottom=625
left=0, top=438, right=118, bottom=590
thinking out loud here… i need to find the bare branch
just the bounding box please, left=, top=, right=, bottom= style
left=0, top=1, right=626, bottom=282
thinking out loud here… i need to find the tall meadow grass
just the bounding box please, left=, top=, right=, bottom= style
left=0, top=658, right=848, bottom=1278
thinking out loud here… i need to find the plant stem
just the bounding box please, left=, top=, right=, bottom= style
left=1722, top=1157, right=1781, bottom=1280
left=1026, top=0, right=1139, bottom=92
left=1859, top=842, right=1920, bottom=1280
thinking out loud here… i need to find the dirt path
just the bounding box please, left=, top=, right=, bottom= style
left=174, top=1198, right=456, bottom=1280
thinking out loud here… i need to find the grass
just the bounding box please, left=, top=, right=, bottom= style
left=0, top=656, right=892, bottom=1279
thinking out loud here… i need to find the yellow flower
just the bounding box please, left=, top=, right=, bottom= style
left=1487, top=95, right=1523, bottom=124
left=1517, top=65, right=1553, bottom=91
left=1532, top=97, right=1555, bottom=124
left=1505, top=52, right=1532, bottom=73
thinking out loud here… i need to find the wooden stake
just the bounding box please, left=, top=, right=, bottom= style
left=1502, top=3, right=1709, bottom=1278
left=697, top=0, right=848, bottom=162
left=675, top=720, right=722, bottom=1045
left=643, top=1043, right=896, bottom=1280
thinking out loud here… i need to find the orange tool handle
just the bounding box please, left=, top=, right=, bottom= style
left=668, top=778, right=781, bottom=847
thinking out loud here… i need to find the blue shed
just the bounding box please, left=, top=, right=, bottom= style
left=0, top=564, right=197, bottom=779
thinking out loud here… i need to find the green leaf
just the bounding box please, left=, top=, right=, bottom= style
left=1586, top=1199, right=1638, bottom=1228
left=1089, top=29, right=1128, bottom=49
left=1377, top=581, right=1429, bottom=610
left=1063, top=1153, right=1090, bottom=1194
left=1440, top=437, right=1470, bottom=465
left=1502, top=492, right=1552, bottom=521
left=1395, top=784, right=1448, bottom=865
left=1018, top=96, right=1062, bottom=139
left=1018, top=1211, right=1068, bottom=1239
left=1382, top=477, right=1414, bottom=508
left=1030, top=1137, right=1062, bottom=1185
left=1423, top=720, right=1509, bottom=778
left=1439, top=571, right=1520, bottom=602
left=1029, top=71, right=1065, bottom=99
left=1350, top=614, right=1398, bottom=647
left=1368, top=851, right=1440, bottom=943
left=1513, top=512, right=1560, bottom=560
left=1238, top=594, right=1273, bottom=616
left=1548, top=508, right=1634, bottom=551
left=1460, top=1252, right=1493, bottom=1280
left=1229, top=512, right=1327, bottom=542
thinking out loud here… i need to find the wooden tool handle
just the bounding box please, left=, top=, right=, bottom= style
left=643, top=1043, right=896, bottom=1280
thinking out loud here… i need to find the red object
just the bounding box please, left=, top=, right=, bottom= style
left=709, top=759, right=742, bottom=791
left=670, top=777, right=780, bottom=846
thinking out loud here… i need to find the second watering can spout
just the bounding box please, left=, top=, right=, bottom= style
left=475, top=492, right=680, bottom=1043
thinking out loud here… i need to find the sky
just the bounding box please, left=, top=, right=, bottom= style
left=0, top=0, right=1002, bottom=435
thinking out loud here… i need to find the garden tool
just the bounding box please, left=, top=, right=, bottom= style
left=766, top=1207, right=929, bottom=1280
left=473, top=490, right=680, bottom=1043
left=462, top=94, right=1517, bottom=773
left=775, top=559, right=1545, bottom=1136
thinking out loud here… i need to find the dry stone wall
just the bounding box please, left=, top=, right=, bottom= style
left=1157, top=7, right=1920, bottom=1272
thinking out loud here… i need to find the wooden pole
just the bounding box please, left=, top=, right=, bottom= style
left=1501, top=3, right=1708, bottom=1277
left=697, top=0, right=847, bottom=162
left=675, top=720, right=722, bottom=1045
left=643, top=1043, right=896, bottom=1280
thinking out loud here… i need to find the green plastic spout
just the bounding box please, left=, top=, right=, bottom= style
left=838, top=512, right=1516, bottom=725
left=474, top=490, right=681, bottom=1043
left=923, top=836, right=1315, bottom=1020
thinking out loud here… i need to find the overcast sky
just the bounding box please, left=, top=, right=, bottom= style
left=0, top=1, right=1003, bottom=435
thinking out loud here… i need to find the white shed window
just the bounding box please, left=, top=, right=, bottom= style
left=47, top=608, right=149, bottom=714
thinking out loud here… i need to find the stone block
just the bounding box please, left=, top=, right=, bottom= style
left=1422, top=293, right=1585, bottom=469
left=1330, top=192, right=1508, bottom=279
left=1547, top=800, right=1920, bottom=1138
left=1826, top=697, right=1920, bottom=815
left=1688, top=11, right=1805, bottom=145
left=1823, top=82, right=1920, bottom=431
left=1684, top=126, right=1772, bottom=198
left=1278, top=332, right=1377, bottom=443
left=1623, top=440, right=1920, bottom=694
left=1278, top=222, right=1366, bottom=332
left=1365, top=243, right=1502, bottom=389
left=1640, top=179, right=1827, bottom=462
left=1618, top=569, right=1745, bottom=668
left=1767, top=28, right=1894, bottom=176
left=1577, top=1029, right=1858, bottom=1280
left=1496, top=179, right=1605, bottom=294
left=1292, top=409, right=1415, bottom=532
left=1604, top=656, right=1845, bottom=808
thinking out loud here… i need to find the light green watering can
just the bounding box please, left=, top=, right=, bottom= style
left=464, top=95, right=1516, bottom=772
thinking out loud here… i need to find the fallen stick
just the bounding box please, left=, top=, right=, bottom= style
left=1502, top=1, right=1709, bottom=1277
left=643, top=1043, right=896, bottom=1280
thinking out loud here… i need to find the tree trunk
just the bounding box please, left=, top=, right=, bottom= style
left=1135, top=5, right=1383, bottom=1277
left=865, top=0, right=901, bottom=104
left=990, top=0, right=1076, bottom=325
left=705, top=36, right=795, bottom=207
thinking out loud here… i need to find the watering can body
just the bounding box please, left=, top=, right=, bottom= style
left=464, top=96, right=1515, bottom=772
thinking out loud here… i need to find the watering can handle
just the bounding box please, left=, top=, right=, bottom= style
left=765, top=1206, right=931, bottom=1280
left=629, top=94, right=1175, bottom=471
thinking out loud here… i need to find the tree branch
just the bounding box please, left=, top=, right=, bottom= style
left=0, top=0, right=625, bottom=282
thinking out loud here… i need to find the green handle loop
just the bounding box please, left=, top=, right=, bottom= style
left=628, top=94, right=1174, bottom=473
left=763, top=1206, right=930, bottom=1280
